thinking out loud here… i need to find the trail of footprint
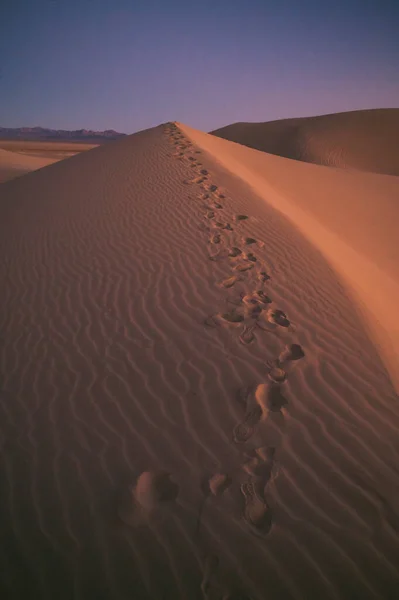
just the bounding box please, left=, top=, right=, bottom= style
left=166, top=140, right=304, bottom=554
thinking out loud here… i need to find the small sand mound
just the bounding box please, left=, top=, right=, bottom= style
left=134, top=471, right=179, bottom=509
left=118, top=471, right=179, bottom=526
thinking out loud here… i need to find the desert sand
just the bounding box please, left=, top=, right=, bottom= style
left=212, top=108, right=399, bottom=176
left=0, top=142, right=97, bottom=183
left=0, top=147, right=61, bottom=183
left=1, top=119, right=399, bottom=599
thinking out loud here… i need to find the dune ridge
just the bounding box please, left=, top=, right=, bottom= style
left=211, top=108, right=399, bottom=176
left=1, top=122, right=399, bottom=599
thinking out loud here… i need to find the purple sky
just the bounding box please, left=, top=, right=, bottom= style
left=1, top=0, right=398, bottom=133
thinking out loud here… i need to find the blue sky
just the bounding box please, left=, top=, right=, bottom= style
left=1, top=0, right=398, bottom=132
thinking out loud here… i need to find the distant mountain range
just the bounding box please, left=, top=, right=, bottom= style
left=0, top=127, right=126, bottom=142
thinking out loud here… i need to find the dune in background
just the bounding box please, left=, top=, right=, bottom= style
left=211, top=108, right=399, bottom=176
left=0, top=147, right=61, bottom=183
left=0, top=142, right=97, bottom=183
left=1, top=122, right=399, bottom=599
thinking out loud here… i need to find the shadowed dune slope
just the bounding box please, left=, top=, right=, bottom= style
left=1, top=123, right=399, bottom=600
left=211, top=108, right=399, bottom=176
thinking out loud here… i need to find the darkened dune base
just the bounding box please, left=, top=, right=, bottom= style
left=211, top=108, right=399, bottom=176
left=1, top=122, right=399, bottom=599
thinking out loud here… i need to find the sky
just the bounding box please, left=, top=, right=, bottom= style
left=1, top=0, right=398, bottom=133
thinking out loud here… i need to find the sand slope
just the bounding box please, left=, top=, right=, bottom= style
left=0, top=148, right=60, bottom=183
left=182, top=122, right=399, bottom=393
left=1, top=123, right=399, bottom=599
left=211, top=108, right=399, bottom=176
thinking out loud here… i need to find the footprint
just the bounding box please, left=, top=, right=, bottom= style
left=243, top=252, right=257, bottom=262
left=228, top=247, right=242, bottom=258
left=253, top=290, right=272, bottom=305
left=200, top=169, right=209, bottom=175
left=214, top=221, right=233, bottom=231
left=235, top=215, right=249, bottom=221
left=185, top=176, right=207, bottom=185
left=243, top=447, right=276, bottom=482
left=266, top=308, right=290, bottom=328
left=239, top=326, right=256, bottom=345
left=233, top=405, right=262, bottom=443
left=220, top=311, right=244, bottom=324
left=206, top=211, right=215, bottom=219
left=244, top=237, right=257, bottom=245
left=219, top=275, right=241, bottom=288
left=210, top=233, right=221, bottom=244
left=235, top=263, right=254, bottom=272
left=240, top=480, right=272, bottom=535
left=243, top=302, right=262, bottom=320
left=208, top=252, right=223, bottom=262
left=255, top=383, right=288, bottom=417
left=278, top=343, right=305, bottom=363
left=204, top=184, right=218, bottom=192
left=258, top=271, right=271, bottom=282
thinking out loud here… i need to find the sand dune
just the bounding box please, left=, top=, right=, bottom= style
left=0, top=147, right=61, bottom=183
left=212, top=108, right=399, bottom=176
left=1, top=122, right=399, bottom=599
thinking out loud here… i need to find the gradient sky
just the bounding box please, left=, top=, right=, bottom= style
left=1, top=0, right=398, bottom=133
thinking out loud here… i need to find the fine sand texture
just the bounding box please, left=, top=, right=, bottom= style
left=211, top=108, right=399, bottom=176
left=1, top=122, right=399, bottom=599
